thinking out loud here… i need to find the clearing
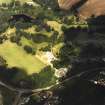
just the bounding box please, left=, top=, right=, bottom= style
left=0, top=41, right=46, bottom=75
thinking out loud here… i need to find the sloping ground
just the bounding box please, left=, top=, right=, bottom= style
left=0, top=41, right=46, bottom=75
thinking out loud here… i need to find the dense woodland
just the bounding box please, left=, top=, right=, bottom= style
left=0, top=0, right=104, bottom=105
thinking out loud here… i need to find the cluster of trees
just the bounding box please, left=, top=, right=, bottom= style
left=24, top=45, right=36, bottom=55
left=33, top=0, right=58, bottom=9
left=0, top=56, right=7, bottom=66
left=27, top=66, right=55, bottom=88
left=10, top=34, right=36, bottom=55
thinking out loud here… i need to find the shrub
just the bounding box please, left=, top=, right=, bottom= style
left=10, top=36, right=20, bottom=44
left=24, top=45, right=33, bottom=54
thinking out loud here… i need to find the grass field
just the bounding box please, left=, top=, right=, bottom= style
left=0, top=41, right=46, bottom=75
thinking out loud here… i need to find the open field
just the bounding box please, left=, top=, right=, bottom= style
left=0, top=41, right=46, bottom=75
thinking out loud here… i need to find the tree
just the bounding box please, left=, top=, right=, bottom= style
left=24, top=45, right=33, bottom=54
left=2, top=3, right=7, bottom=7
left=10, top=36, right=20, bottom=44
left=33, top=0, right=58, bottom=9
left=0, top=56, right=7, bottom=66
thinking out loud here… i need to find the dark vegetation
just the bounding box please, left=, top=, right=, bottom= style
left=24, top=45, right=36, bottom=55
left=0, top=64, right=55, bottom=89
left=8, top=14, right=35, bottom=23
left=88, top=15, right=105, bottom=34
left=51, top=15, right=105, bottom=105
left=56, top=79, right=105, bottom=105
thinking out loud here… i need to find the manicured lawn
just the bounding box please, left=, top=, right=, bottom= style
left=0, top=41, right=46, bottom=75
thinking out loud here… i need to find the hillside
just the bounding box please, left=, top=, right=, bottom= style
left=0, top=0, right=105, bottom=105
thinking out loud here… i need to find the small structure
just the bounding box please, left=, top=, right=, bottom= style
left=54, top=68, right=68, bottom=78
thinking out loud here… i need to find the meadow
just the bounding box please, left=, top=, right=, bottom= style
left=0, top=40, right=46, bottom=75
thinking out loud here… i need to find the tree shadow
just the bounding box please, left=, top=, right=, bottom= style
left=55, top=78, right=105, bottom=105
left=56, top=15, right=105, bottom=105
